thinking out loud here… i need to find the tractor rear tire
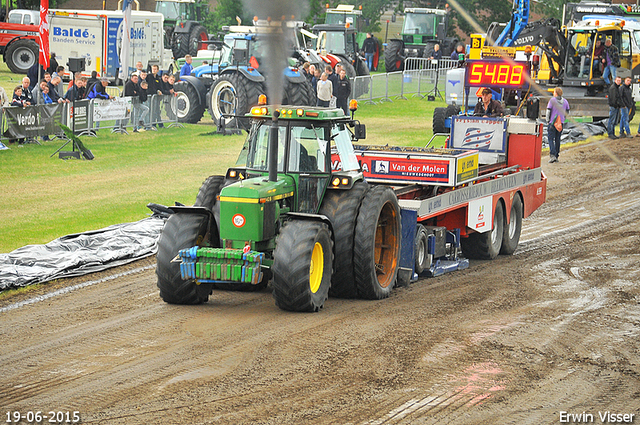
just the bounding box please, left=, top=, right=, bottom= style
left=500, top=195, right=523, bottom=255
left=174, top=81, right=205, bottom=123
left=282, top=79, right=314, bottom=106
left=5, top=39, right=38, bottom=74
left=433, top=107, right=447, bottom=134
left=318, top=181, right=369, bottom=298
left=189, top=25, right=208, bottom=56
left=384, top=39, right=404, bottom=73
left=353, top=186, right=402, bottom=300
left=414, top=224, right=430, bottom=275
left=462, top=201, right=504, bottom=260
left=194, top=175, right=226, bottom=244
left=172, top=32, right=190, bottom=60
left=156, top=213, right=209, bottom=304
left=209, top=74, right=264, bottom=130
left=272, top=220, right=333, bottom=312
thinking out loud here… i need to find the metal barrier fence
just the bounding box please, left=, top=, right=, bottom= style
left=351, top=58, right=460, bottom=104
left=0, top=94, right=181, bottom=144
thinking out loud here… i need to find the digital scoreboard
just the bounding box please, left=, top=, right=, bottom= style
left=465, top=60, right=529, bottom=89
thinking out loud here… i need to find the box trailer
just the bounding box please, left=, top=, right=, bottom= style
left=49, top=9, right=170, bottom=81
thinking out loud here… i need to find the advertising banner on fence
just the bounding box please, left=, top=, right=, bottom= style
left=4, top=104, right=63, bottom=139
left=92, top=98, right=131, bottom=122
left=66, top=99, right=90, bottom=133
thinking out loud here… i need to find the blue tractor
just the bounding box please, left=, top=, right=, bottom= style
left=174, top=29, right=315, bottom=128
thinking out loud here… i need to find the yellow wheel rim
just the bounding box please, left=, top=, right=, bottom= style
left=309, top=242, right=324, bottom=294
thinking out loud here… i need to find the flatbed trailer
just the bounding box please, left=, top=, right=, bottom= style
left=332, top=114, right=546, bottom=281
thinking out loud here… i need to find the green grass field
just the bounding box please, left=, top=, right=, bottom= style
left=0, top=60, right=448, bottom=253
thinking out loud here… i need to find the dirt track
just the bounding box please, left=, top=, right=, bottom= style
left=1, top=137, right=639, bottom=424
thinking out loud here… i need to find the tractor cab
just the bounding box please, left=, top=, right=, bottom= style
left=222, top=105, right=363, bottom=244
left=563, top=19, right=640, bottom=92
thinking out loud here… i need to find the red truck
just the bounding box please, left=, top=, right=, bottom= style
left=1, top=9, right=40, bottom=74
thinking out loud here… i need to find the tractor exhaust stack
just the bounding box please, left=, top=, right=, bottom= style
left=268, top=110, right=280, bottom=182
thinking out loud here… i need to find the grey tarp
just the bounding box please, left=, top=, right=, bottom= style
left=0, top=216, right=165, bottom=291
left=542, top=119, right=608, bottom=146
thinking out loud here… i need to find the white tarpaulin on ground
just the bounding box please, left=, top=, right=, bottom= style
left=0, top=216, right=164, bottom=290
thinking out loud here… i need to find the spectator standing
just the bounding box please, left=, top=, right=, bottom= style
left=161, top=73, right=176, bottom=121
left=12, top=86, right=27, bottom=107
left=325, top=65, right=339, bottom=94
left=335, top=69, right=351, bottom=116
left=125, top=73, right=147, bottom=133
left=608, top=76, right=622, bottom=139
left=311, top=68, right=321, bottom=102
left=301, top=62, right=311, bottom=80
left=619, top=76, right=632, bottom=138
left=451, top=44, right=465, bottom=62
left=48, top=76, right=65, bottom=103
left=64, top=74, right=83, bottom=102
left=545, top=87, right=570, bottom=163
left=601, top=37, right=620, bottom=85
left=147, top=65, right=164, bottom=128
left=316, top=72, right=332, bottom=107
left=86, top=71, right=99, bottom=93
left=180, top=55, right=193, bottom=79
left=31, top=80, right=48, bottom=105
left=137, top=79, right=150, bottom=130
left=0, top=86, right=9, bottom=107
left=362, top=33, right=377, bottom=71
left=20, top=77, right=33, bottom=105
left=27, top=63, right=44, bottom=89
left=47, top=52, right=59, bottom=75
left=52, top=66, right=65, bottom=80
left=427, top=43, right=442, bottom=60
left=87, top=77, right=113, bottom=100
left=307, top=64, right=316, bottom=82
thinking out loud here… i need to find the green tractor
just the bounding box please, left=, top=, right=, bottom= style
left=155, top=0, right=209, bottom=59
left=156, top=105, right=402, bottom=311
left=385, top=7, right=458, bottom=72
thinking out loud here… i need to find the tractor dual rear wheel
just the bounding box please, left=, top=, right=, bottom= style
left=500, top=195, right=523, bottom=255
left=271, top=220, right=333, bottom=312
left=353, top=186, right=402, bottom=299
left=318, top=182, right=369, bottom=298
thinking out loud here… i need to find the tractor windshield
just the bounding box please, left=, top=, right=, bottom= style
left=155, top=1, right=189, bottom=21
left=402, top=13, right=439, bottom=36
left=288, top=125, right=328, bottom=173
left=245, top=123, right=287, bottom=172
left=324, top=31, right=347, bottom=55
left=325, top=12, right=357, bottom=26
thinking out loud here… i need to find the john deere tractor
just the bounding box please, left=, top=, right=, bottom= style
left=155, top=0, right=209, bottom=59
left=156, top=104, right=402, bottom=311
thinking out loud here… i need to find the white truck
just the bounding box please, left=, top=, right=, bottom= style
left=49, top=9, right=173, bottom=81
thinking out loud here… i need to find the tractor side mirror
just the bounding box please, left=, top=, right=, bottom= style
left=436, top=22, right=446, bottom=40
left=354, top=124, right=366, bottom=140
left=391, top=14, right=396, bottom=23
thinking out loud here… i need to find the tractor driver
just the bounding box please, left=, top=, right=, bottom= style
left=473, top=88, right=504, bottom=118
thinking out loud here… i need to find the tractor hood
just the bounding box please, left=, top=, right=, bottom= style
left=220, top=175, right=295, bottom=202
left=218, top=176, right=295, bottom=247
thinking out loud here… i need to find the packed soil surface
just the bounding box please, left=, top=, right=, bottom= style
left=2, top=137, right=639, bottom=424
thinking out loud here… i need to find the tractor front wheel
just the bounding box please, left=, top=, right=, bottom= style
left=353, top=186, right=402, bottom=299
left=156, top=214, right=209, bottom=304
left=272, top=220, right=333, bottom=312
left=6, top=39, right=38, bottom=74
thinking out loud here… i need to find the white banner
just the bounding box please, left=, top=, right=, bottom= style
left=450, top=116, right=507, bottom=153
left=92, top=97, right=131, bottom=121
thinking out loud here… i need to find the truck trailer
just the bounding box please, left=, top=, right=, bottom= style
left=48, top=9, right=171, bottom=81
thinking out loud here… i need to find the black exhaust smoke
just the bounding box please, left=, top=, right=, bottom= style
left=241, top=0, right=309, bottom=106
